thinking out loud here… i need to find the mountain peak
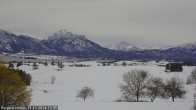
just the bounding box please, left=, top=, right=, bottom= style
left=41, top=30, right=105, bottom=54
left=119, top=41, right=134, bottom=47
left=47, top=30, right=87, bottom=40
left=48, top=30, right=72, bottom=40
left=57, top=29, right=73, bottom=36
left=120, top=41, right=127, bottom=44
left=110, top=41, right=143, bottom=52
left=58, top=29, right=67, bottom=33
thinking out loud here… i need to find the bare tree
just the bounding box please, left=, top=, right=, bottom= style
left=76, top=87, right=94, bottom=101
left=163, top=77, right=186, bottom=102
left=190, top=67, right=196, bottom=83
left=186, top=76, right=192, bottom=85
left=51, top=76, right=56, bottom=84
left=51, top=58, right=55, bottom=66
left=120, top=69, right=150, bottom=102
left=57, top=62, right=64, bottom=70
left=32, top=63, right=38, bottom=70
left=147, top=77, right=164, bottom=102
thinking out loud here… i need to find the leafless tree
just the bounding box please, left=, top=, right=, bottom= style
left=186, top=76, right=193, bottom=85
left=51, top=76, right=56, bottom=84
left=76, top=87, right=94, bottom=101
left=163, top=77, right=186, bottom=102
left=190, top=67, right=196, bottom=83
left=120, top=69, right=150, bottom=102
left=147, top=77, right=164, bottom=102
left=57, top=62, right=64, bottom=70
left=32, top=63, right=38, bottom=70
left=51, top=59, right=55, bottom=66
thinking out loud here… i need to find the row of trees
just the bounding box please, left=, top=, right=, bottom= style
left=76, top=69, right=187, bottom=102
left=119, top=69, right=186, bottom=102
left=9, top=61, right=65, bottom=70
left=32, top=62, right=65, bottom=71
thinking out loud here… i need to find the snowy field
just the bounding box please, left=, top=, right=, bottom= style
left=18, top=61, right=196, bottom=110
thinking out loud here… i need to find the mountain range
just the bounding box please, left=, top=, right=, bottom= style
left=0, top=29, right=196, bottom=62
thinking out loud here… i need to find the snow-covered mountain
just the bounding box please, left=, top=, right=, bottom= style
left=0, top=29, right=53, bottom=54
left=41, top=30, right=110, bottom=57
left=0, top=29, right=196, bottom=61
left=160, top=42, right=196, bottom=61
left=110, top=41, right=144, bottom=51
left=176, top=42, right=196, bottom=50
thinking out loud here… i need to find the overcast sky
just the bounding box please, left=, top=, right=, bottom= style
left=0, top=0, right=196, bottom=47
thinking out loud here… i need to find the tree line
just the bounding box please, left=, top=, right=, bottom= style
left=76, top=69, right=189, bottom=102
left=119, top=69, right=186, bottom=102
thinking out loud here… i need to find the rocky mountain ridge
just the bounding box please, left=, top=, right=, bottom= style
left=0, top=29, right=195, bottom=62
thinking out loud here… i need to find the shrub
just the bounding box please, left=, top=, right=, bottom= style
left=44, top=62, right=48, bottom=66
left=8, top=62, right=14, bottom=69
left=32, top=63, right=38, bottom=70
left=122, top=62, right=127, bottom=66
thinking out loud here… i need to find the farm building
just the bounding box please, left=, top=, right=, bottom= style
left=165, top=63, right=183, bottom=72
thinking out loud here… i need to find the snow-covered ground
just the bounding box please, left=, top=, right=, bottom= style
left=18, top=61, right=196, bottom=110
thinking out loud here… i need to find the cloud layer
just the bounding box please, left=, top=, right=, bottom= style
left=0, top=0, right=196, bottom=47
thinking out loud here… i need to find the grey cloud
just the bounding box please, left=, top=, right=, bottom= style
left=0, top=0, right=196, bottom=47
